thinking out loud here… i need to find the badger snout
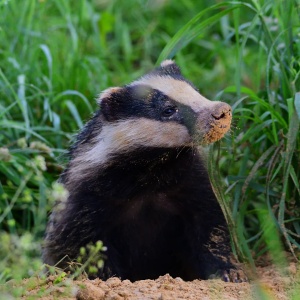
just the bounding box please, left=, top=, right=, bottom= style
left=195, top=101, right=232, bottom=145
left=211, top=102, right=232, bottom=121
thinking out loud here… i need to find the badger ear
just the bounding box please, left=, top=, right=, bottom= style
left=97, top=87, right=124, bottom=121
left=96, top=87, right=123, bottom=105
left=160, top=59, right=176, bottom=68
left=158, top=59, right=182, bottom=76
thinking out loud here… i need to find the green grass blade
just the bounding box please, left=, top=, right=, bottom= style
left=278, top=98, right=300, bottom=258
left=158, top=2, right=254, bottom=62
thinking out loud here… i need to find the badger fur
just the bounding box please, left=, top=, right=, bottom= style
left=43, top=60, right=242, bottom=282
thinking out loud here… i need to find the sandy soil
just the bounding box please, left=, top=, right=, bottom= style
left=4, top=259, right=299, bottom=300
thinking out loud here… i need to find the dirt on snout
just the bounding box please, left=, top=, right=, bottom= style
left=10, top=260, right=299, bottom=300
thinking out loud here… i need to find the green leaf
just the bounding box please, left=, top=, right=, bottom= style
left=295, top=92, right=300, bottom=120
left=158, top=2, right=253, bottom=62
left=65, top=100, right=83, bottom=129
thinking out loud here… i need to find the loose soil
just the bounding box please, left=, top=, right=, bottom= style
left=2, top=259, right=299, bottom=300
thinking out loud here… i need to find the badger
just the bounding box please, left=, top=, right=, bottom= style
left=43, top=60, right=243, bottom=282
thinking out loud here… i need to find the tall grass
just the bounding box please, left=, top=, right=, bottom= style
left=221, top=0, right=300, bottom=264
left=0, top=0, right=299, bottom=293
left=204, top=1, right=300, bottom=269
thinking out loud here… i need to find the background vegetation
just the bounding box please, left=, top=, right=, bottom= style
left=0, top=0, right=299, bottom=292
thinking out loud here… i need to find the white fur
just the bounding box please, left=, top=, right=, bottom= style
left=68, top=118, right=190, bottom=180
left=130, top=75, right=219, bottom=112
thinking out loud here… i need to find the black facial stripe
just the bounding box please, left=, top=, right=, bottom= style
left=104, top=84, right=198, bottom=136
left=103, top=85, right=158, bottom=121
left=131, top=86, right=198, bottom=134
left=172, top=101, right=197, bottom=135
left=133, top=86, right=198, bottom=134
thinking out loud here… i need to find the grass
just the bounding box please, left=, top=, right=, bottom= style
left=0, top=0, right=300, bottom=298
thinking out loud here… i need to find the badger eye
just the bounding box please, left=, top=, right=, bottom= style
left=162, top=107, right=177, bottom=117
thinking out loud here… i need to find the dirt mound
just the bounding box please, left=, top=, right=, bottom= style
left=3, top=261, right=299, bottom=300
left=76, top=275, right=250, bottom=300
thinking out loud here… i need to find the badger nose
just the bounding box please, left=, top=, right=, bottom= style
left=211, top=103, right=232, bottom=120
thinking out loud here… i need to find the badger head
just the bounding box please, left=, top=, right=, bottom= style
left=98, top=60, right=231, bottom=148
left=67, top=60, right=232, bottom=180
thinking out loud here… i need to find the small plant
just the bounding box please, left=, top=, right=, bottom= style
left=0, top=232, right=42, bottom=283
left=71, top=241, right=107, bottom=279
left=43, top=241, right=106, bottom=280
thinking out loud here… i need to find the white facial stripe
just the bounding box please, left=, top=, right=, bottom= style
left=68, top=118, right=190, bottom=180
left=130, top=76, right=214, bottom=112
